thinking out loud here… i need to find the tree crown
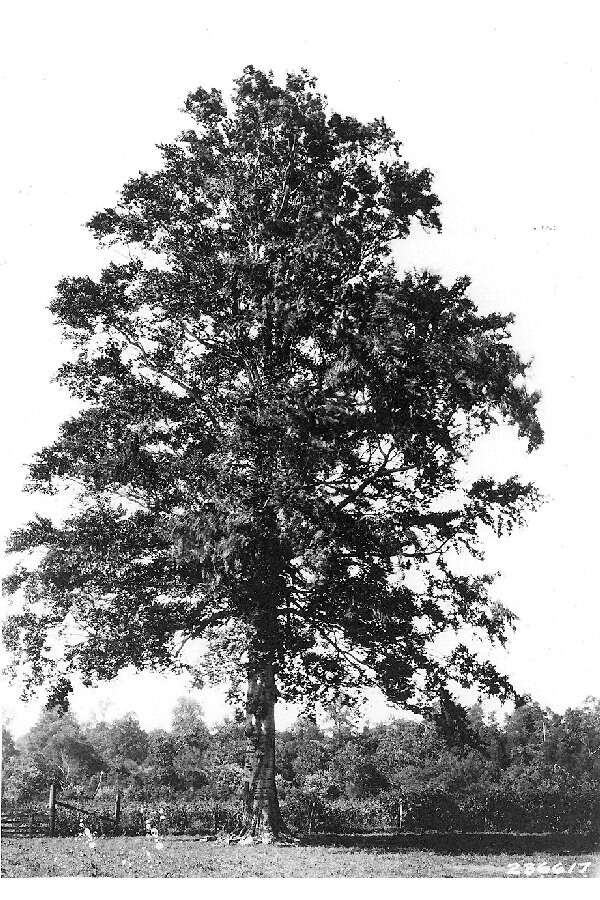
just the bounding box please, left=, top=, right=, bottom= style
left=4, top=67, right=542, bottom=730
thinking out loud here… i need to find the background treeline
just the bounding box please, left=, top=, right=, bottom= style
left=2, top=697, right=600, bottom=835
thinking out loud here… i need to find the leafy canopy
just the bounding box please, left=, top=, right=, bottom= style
left=4, top=67, right=542, bottom=727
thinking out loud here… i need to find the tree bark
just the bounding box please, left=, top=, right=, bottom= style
left=239, top=662, right=286, bottom=842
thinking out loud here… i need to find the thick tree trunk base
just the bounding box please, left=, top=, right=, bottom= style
left=198, top=828, right=301, bottom=846
left=216, top=814, right=299, bottom=846
left=235, top=663, right=298, bottom=845
left=223, top=827, right=300, bottom=846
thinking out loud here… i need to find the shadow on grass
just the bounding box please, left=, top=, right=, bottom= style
left=303, top=831, right=600, bottom=856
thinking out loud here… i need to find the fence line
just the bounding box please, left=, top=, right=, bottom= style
left=48, top=782, right=122, bottom=836
left=1, top=810, right=48, bottom=837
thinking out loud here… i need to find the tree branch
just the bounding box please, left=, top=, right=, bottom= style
left=113, top=324, right=221, bottom=429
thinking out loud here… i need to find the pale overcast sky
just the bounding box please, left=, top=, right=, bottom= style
left=1, top=1, right=599, bottom=736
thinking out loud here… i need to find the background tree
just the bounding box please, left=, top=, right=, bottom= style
left=1, top=726, right=23, bottom=803
left=1, top=709, right=102, bottom=802
left=4, top=66, right=542, bottom=840
left=201, top=718, right=246, bottom=806
left=24, top=709, right=103, bottom=787
left=86, top=713, right=149, bottom=785
left=170, top=697, right=211, bottom=791
left=144, top=728, right=178, bottom=793
left=2, top=726, right=18, bottom=766
left=554, top=697, right=600, bottom=778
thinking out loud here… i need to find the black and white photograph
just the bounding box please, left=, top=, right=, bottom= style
left=1, top=0, right=599, bottom=885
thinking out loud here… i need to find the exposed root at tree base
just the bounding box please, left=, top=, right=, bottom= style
left=215, top=825, right=301, bottom=846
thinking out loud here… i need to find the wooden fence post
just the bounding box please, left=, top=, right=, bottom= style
left=114, top=791, right=121, bottom=833
left=49, top=782, right=58, bottom=837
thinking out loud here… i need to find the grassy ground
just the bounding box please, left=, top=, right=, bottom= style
left=2, top=834, right=599, bottom=878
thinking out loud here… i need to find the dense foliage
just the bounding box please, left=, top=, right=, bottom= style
left=3, top=697, right=599, bottom=835
left=4, top=67, right=542, bottom=733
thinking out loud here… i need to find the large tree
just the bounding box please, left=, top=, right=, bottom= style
left=4, top=67, right=542, bottom=841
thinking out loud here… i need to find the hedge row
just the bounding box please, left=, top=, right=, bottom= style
left=4, top=785, right=599, bottom=836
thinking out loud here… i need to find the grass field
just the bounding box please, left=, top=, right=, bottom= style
left=2, top=834, right=599, bottom=878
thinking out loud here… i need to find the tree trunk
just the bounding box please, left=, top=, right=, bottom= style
left=239, top=663, right=286, bottom=842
